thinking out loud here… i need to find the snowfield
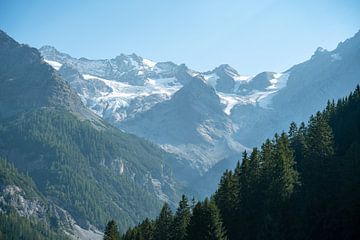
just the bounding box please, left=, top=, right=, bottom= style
left=44, top=54, right=288, bottom=118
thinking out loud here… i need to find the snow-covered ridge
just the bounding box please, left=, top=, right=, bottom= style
left=206, top=72, right=289, bottom=114
left=143, top=58, right=157, bottom=68
left=80, top=74, right=182, bottom=121
left=41, top=46, right=287, bottom=119
left=44, top=59, right=62, bottom=70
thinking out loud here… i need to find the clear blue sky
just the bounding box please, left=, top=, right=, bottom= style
left=1, top=0, right=359, bottom=75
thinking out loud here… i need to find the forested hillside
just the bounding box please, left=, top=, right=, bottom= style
left=0, top=108, right=176, bottom=230
left=110, top=85, right=360, bottom=240
left=0, top=157, right=69, bottom=239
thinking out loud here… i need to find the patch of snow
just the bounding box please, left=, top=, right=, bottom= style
left=255, top=90, right=278, bottom=108
left=80, top=74, right=182, bottom=121
left=203, top=71, right=251, bottom=93
left=129, top=57, right=139, bottom=69
left=143, top=58, right=157, bottom=68
left=82, top=74, right=107, bottom=81
left=44, top=59, right=62, bottom=70
left=233, top=76, right=252, bottom=92
left=233, top=75, right=252, bottom=82
left=189, top=70, right=200, bottom=77
left=266, top=73, right=288, bottom=90
left=203, top=73, right=219, bottom=88
left=218, top=93, right=245, bottom=115
left=216, top=73, right=289, bottom=112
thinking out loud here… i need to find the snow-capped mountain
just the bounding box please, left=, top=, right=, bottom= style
left=39, top=46, right=288, bottom=124
left=40, top=45, right=181, bottom=85
left=234, top=30, right=360, bottom=146
left=39, top=30, right=360, bottom=184
left=122, top=75, right=245, bottom=171
left=40, top=46, right=197, bottom=122
left=40, top=46, right=286, bottom=174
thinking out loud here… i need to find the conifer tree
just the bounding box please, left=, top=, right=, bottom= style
left=272, top=133, right=299, bottom=200
left=306, top=112, right=334, bottom=161
left=214, top=170, right=238, bottom=239
left=171, top=195, right=191, bottom=240
left=138, top=218, right=155, bottom=240
left=104, top=220, right=120, bottom=240
left=153, top=203, right=173, bottom=240
left=187, top=198, right=227, bottom=240
left=289, top=122, right=307, bottom=172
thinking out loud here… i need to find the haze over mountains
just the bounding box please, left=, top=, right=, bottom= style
left=0, top=27, right=359, bottom=239
left=40, top=30, right=360, bottom=183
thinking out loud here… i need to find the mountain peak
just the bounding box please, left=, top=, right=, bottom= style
left=0, top=32, right=84, bottom=117
left=213, top=64, right=239, bottom=76
left=39, top=45, right=58, bottom=52
left=39, top=45, right=72, bottom=62
left=0, top=30, right=19, bottom=47
left=173, top=76, right=221, bottom=111
left=314, top=46, right=328, bottom=55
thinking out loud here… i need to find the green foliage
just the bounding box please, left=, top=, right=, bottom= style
left=187, top=198, right=227, bottom=240
left=0, top=108, right=170, bottom=230
left=217, top=84, right=359, bottom=240
left=153, top=203, right=173, bottom=240
left=123, top=218, right=155, bottom=240
left=0, top=157, right=41, bottom=199
left=104, top=220, right=121, bottom=240
left=0, top=210, right=68, bottom=240
left=171, top=195, right=191, bottom=240
left=214, top=170, right=238, bottom=240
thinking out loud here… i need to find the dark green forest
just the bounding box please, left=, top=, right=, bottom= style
left=0, top=108, right=173, bottom=231
left=0, top=211, right=68, bottom=240
left=105, top=86, right=360, bottom=240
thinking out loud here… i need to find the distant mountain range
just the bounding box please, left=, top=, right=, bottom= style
left=40, top=30, right=360, bottom=194
left=38, top=45, right=290, bottom=174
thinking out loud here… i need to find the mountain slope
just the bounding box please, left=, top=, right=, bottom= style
left=0, top=157, right=70, bottom=240
left=0, top=30, right=183, bottom=236
left=39, top=47, right=247, bottom=175
left=233, top=30, right=360, bottom=146
left=121, top=76, right=245, bottom=172
left=0, top=32, right=83, bottom=118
